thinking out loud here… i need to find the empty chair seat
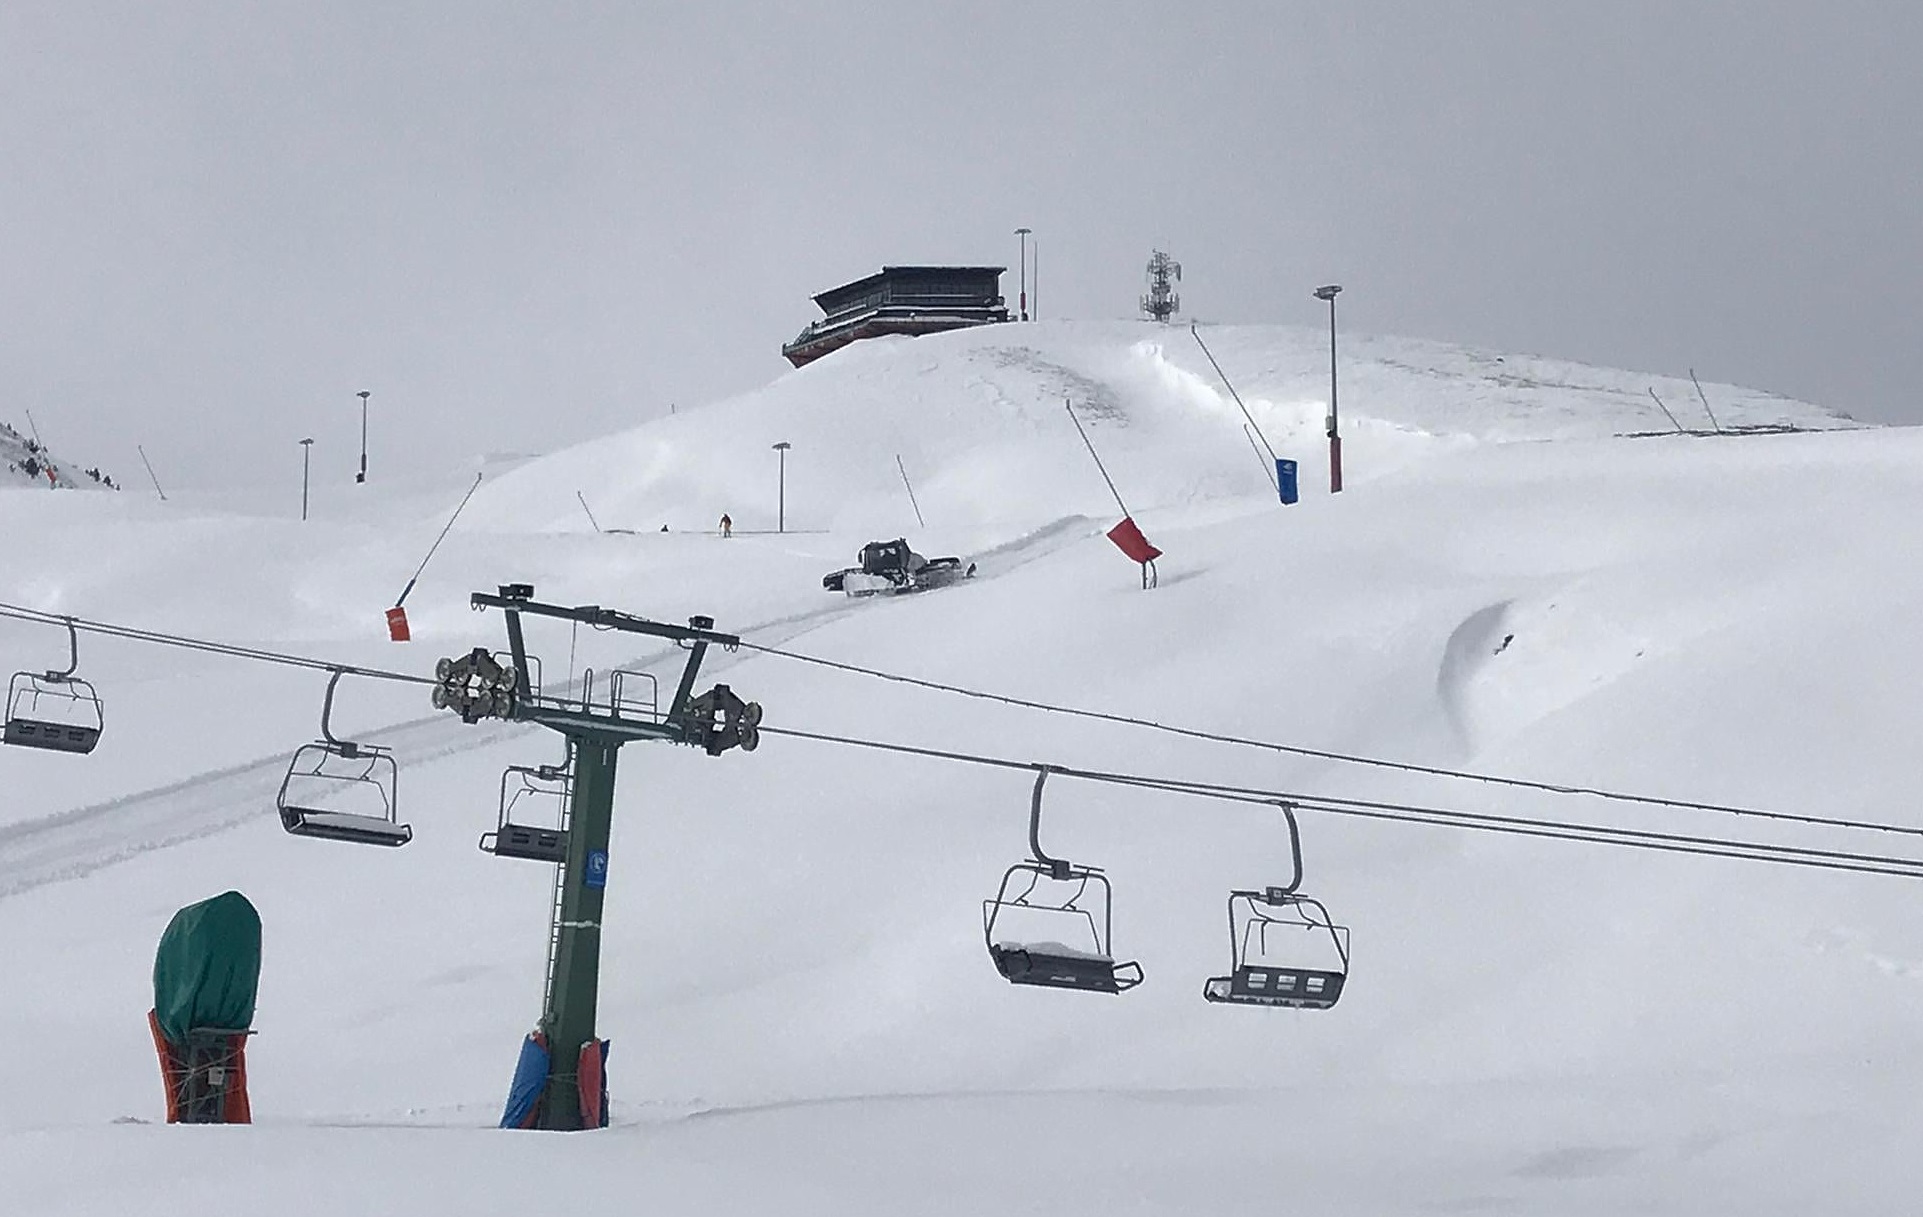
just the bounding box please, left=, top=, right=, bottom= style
left=279, top=806, right=412, bottom=848
left=1205, top=964, right=1345, bottom=1010
left=4, top=717, right=101, bottom=754
left=483, top=823, right=568, bottom=864
left=992, top=945, right=1143, bottom=994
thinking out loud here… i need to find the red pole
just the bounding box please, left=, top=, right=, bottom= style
left=1329, top=435, right=1343, bottom=494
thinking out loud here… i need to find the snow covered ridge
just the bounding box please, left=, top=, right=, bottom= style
left=1, top=418, right=119, bottom=490
left=463, top=320, right=1857, bottom=537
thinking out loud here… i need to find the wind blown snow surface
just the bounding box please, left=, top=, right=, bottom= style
left=1, top=321, right=1914, bottom=1216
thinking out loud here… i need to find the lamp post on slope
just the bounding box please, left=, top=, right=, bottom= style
left=772, top=441, right=791, bottom=533
left=1313, top=285, right=1343, bottom=493
left=356, top=390, right=371, bottom=484
left=299, top=438, right=314, bottom=521
left=1015, top=227, right=1031, bottom=321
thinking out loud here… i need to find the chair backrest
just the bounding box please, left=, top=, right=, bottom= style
left=984, top=861, right=1112, bottom=958
left=7, top=671, right=103, bottom=734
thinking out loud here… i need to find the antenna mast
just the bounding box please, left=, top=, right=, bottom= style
left=1141, top=250, right=1182, bottom=323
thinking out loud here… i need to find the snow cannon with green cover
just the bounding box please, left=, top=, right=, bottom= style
left=148, top=891, right=260, bottom=1124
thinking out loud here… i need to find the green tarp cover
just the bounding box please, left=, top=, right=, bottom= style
left=152, top=890, right=261, bottom=1045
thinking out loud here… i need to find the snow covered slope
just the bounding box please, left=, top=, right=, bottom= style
left=1, top=417, right=119, bottom=490
left=0, top=323, right=1915, bottom=1216
left=462, top=320, right=1853, bottom=538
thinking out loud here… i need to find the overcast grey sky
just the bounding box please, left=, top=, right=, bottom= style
left=3, top=2, right=1918, bottom=491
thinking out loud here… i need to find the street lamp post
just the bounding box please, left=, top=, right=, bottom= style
left=1313, top=285, right=1343, bottom=493
left=299, top=438, right=314, bottom=521
left=356, top=390, right=371, bottom=484
left=772, top=441, right=791, bottom=533
left=1015, top=227, right=1031, bottom=321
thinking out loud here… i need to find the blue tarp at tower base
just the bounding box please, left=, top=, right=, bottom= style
left=500, top=1032, right=549, bottom=1129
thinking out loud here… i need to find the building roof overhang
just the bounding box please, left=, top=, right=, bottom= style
left=813, top=265, right=1008, bottom=310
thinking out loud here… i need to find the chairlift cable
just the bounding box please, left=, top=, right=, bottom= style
left=9, top=596, right=1919, bottom=875
left=0, top=601, right=433, bottom=687
left=756, top=725, right=1923, bottom=881
left=735, top=639, right=1923, bottom=840
left=1088, top=771, right=1923, bottom=878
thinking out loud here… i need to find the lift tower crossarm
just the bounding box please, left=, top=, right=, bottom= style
left=468, top=590, right=742, bottom=650
left=470, top=586, right=742, bottom=731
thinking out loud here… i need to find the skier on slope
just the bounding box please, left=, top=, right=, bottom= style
left=719, top=513, right=732, bottom=539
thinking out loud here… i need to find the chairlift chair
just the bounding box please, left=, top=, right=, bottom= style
left=480, top=762, right=571, bottom=864
left=1203, top=803, right=1349, bottom=1009
left=982, top=769, right=1143, bottom=994
left=3, top=617, right=104, bottom=754
left=276, top=671, right=411, bottom=847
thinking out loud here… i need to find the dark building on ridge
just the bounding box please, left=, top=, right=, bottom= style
left=782, top=265, right=1009, bottom=368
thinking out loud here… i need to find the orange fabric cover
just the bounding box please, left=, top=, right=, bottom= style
left=147, top=1009, right=251, bottom=1124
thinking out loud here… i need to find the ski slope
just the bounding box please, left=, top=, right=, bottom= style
left=2, top=320, right=1917, bottom=1216
left=461, top=320, right=1853, bottom=537
left=1, top=418, right=117, bottom=491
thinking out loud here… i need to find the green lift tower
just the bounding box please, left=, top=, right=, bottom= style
left=435, top=584, right=761, bottom=1130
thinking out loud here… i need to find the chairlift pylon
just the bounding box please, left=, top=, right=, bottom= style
left=3, top=616, right=104, bottom=754
left=982, top=768, right=1143, bottom=994
left=1203, top=802, right=1349, bottom=1009
left=480, top=760, right=571, bottom=864
left=276, top=670, right=410, bottom=847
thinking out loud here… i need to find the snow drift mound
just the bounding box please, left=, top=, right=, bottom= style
left=461, top=320, right=1852, bottom=538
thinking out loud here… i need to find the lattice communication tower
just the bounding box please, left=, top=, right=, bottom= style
left=1141, top=250, right=1182, bottom=323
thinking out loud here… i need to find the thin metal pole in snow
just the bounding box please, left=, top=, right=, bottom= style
left=300, top=438, right=313, bottom=521
left=137, top=445, right=168, bottom=501
left=393, top=472, right=483, bottom=609
left=1064, top=399, right=1131, bottom=518
left=895, top=454, right=926, bottom=529
left=774, top=442, right=790, bottom=533
left=1015, top=227, right=1030, bottom=321
left=1244, top=425, right=1281, bottom=495
left=1191, top=324, right=1279, bottom=468
left=1647, top=388, right=1686, bottom=433
left=576, top=491, right=604, bottom=533
left=23, top=408, right=43, bottom=449
left=1689, top=369, right=1724, bottom=434
left=356, top=391, right=371, bottom=484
